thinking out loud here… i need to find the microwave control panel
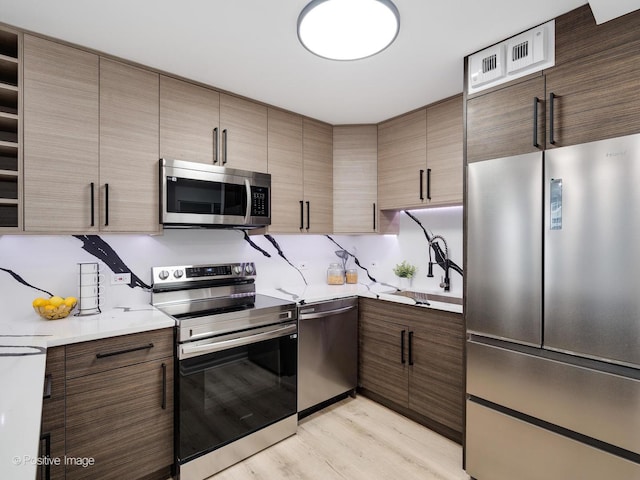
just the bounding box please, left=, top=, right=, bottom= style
left=251, top=186, right=269, bottom=217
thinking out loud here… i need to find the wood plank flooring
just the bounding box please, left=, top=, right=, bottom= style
left=208, top=396, right=470, bottom=480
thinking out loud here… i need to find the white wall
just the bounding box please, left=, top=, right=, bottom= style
left=0, top=207, right=462, bottom=319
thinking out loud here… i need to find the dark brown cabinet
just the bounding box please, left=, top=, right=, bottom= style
left=64, top=328, right=174, bottom=480
left=37, top=346, right=65, bottom=480
left=466, top=6, right=640, bottom=162
left=545, top=40, right=640, bottom=149
left=358, top=298, right=464, bottom=443
left=466, top=76, right=545, bottom=163
left=37, top=328, right=174, bottom=480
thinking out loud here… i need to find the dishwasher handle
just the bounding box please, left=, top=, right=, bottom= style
left=298, top=304, right=357, bottom=320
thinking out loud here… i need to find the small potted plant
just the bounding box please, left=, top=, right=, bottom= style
left=393, top=261, right=416, bottom=289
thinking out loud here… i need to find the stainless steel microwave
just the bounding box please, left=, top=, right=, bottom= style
left=159, top=158, right=271, bottom=228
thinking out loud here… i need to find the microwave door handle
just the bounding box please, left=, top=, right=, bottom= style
left=244, top=178, right=252, bottom=224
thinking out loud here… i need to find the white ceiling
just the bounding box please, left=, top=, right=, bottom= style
left=0, top=0, right=590, bottom=124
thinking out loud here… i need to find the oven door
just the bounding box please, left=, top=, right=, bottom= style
left=177, top=321, right=297, bottom=465
left=160, top=158, right=270, bottom=227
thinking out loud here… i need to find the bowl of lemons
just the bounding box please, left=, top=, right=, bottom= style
left=33, top=296, right=78, bottom=320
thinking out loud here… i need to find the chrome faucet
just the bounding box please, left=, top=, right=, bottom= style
left=429, top=234, right=450, bottom=292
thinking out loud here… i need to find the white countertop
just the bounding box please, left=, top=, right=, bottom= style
left=0, top=306, right=176, bottom=347
left=0, top=336, right=47, bottom=480
left=0, top=305, right=175, bottom=480
left=261, top=283, right=463, bottom=314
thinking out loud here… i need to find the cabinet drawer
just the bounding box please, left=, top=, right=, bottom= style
left=66, top=328, right=173, bottom=379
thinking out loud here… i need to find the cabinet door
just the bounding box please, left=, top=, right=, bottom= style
left=37, top=346, right=65, bottom=480
left=99, top=59, right=159, bottom=233
left=546, top=41, right=640, bottom=149
left=220, top=93, right=268, bottom=172
left=466, top=76, right=544, bottom=163
left=23, top=35, right=99, bottom=232
left=302, top=117, right=333, bottom=233
left=408, top=311, right=464, bottom=437
left=426, top=95, right=463, bottom=205
left=159, top=75, right=219, bottom=164
left=554, top=5, right=640, bottom=69
left=65, top=357, right=174, bottom=480
left=267, top=108, right=304, bottom=233
left=377, top=109, right=427, bottom=210
left=333, top=125, right=377, bottom=233
left=358, top=298, right=409, bottom=407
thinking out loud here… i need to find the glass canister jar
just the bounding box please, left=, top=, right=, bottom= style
left=327, top=263, right=345, bottom=285
left=345, top=268, right=358, bottom=284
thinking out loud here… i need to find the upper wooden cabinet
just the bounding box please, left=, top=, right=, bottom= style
left=333, top=125, right=377, bottom=233
left=302, top=117, right=333, bottom=233
left=23, top=34, right=100, bottom=232
left=545, top=40, right=640, bottom=149
left=267, top=108, right=304, bottom=233
left=426, top=95, right=463, bottom=204
left=220, top=93, right=268, bottom=172
left=160, top=77, right=267, bottom=172
left=23, top=37, right=159, bottom=234
left=159, top=75, right=219, bottom=164
left=378, top=108, right=427, bottom=210
left=99, top=58, right=160, bottom=233
left=465, top=6, right=640, bottom=162
left=553, top=5, right=640, bottom=69
left=378, top=95, right=463, bottom=209
left=267, top=111, right=333, bottom=234
left=466, top=76, right=545, bottom=163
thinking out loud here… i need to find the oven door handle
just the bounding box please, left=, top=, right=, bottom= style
left=244, top=178, right=252, bottom=224
left=180, top=323, right=297, bottom=359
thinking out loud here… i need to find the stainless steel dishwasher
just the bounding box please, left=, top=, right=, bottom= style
left=298, top=296, right=358, bottom=415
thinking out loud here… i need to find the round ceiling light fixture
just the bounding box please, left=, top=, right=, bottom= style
left=297, top=0, right=400, bottom=61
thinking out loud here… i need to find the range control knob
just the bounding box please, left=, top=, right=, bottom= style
left=233, top=265, right=243, bottom=275
left=244, top=264, right=255, bottom=275
left=173, top=269, right=184, bottom=279
left=158, top=270, right=170, bottom=280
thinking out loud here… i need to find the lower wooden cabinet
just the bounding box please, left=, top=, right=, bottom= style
left=37, top=346, right=65, bottom=480
left=358, top=297, right=464, bottom=443
left=38, top=328, right=174, bottom=480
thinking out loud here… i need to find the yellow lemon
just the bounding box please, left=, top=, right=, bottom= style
left=64, top=296, right=77, bottom=307
left=49, top=296, right=64, bottom=307
left=44, top=304, right=55, bottom=312
left=32, top=297, right=47, bottom=307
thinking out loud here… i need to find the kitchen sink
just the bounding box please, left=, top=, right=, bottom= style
left=391, top=290, right=432, bottom=305
left=391, top=290, right=463, bottom=307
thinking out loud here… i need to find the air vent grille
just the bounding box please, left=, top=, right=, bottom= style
left=482, top=55, right=498, bottom=73
left=467, top=20, right=555, bottom=94
left=512, top=41, right=529, bottom=62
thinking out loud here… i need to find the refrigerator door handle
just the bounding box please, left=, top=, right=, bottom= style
left=533, top=97, right=540, bottom=149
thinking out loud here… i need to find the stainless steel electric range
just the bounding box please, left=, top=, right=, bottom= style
left=151, top=262, right=297, bottom=480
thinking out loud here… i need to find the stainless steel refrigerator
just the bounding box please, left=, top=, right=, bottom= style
left=465, top=134, right=640, bottom=480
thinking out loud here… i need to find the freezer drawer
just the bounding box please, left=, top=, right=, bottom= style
left=466, top=401, right=640, bottom=480
left=467, top=340, right=640, bottom=454
left=466, top=151, right=543, bottom=346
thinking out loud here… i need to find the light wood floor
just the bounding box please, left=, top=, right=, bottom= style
left=209, top=396, right=470, bottom=480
